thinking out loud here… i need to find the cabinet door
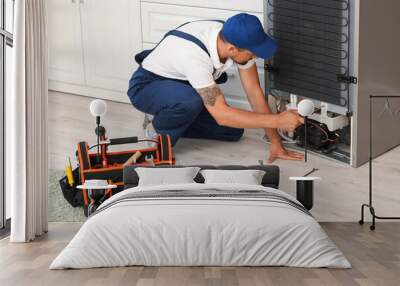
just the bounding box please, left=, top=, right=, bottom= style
left=220, top=61, right=265, bottom=110
left=80, top=0, right=142, bottom=92
left=141, top=0, right=263, bottom=13
left=47, top=0, right=85, bottom=85
left=141, top=2, right=263, bottom=44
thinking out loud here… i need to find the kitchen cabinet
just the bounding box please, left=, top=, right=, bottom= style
left=48, top=0, right=264, bottom=106
left=48, top=0, right=142, bottom=103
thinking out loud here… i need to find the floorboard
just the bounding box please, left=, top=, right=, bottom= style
left=1, top=222, right=399, bottom=286
left=48, top=91, right=400, bottom=221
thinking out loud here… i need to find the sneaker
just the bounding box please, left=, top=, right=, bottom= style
left=142, top=113, right=154, bottom=130
left=142, top=113, right=157, bottom=147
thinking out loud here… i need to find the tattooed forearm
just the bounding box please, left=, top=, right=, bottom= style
left=196, top=85, right=223, bottom=106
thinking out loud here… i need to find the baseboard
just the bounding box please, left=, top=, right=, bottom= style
left=49, top=81, right=130, bottom=103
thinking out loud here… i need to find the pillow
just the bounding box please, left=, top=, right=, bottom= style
left=135, top=167, right=201, bottom=186
left=200, top=169, right=266, bottom=185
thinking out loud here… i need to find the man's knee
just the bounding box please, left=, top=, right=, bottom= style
left=212, top=127, right=244, bottom=142
left=226, top=128, right=244, bottom=142
left=182, top=95, right=203, bottom=113
left=153, top=91, right=203, bottom=133
left=172, top=95, right=203, bottom=119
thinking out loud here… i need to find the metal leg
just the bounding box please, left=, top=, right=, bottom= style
left=88, top=189, right=94, bottom=216
left=86, top=188, right=110, bottom=216
left=359, top=203, right=367, bottom=225
left=304, top=117, right=308, bottom=163
left=359, top=204, right=376, bottom=230
left=359, top=203, right=399, bottom=231
left=370, top=207, right=376, bottom=231
left=359, top=95, right=400, bottom=231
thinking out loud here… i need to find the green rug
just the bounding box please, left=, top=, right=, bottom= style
left=48, top=169, right=86, bottom=222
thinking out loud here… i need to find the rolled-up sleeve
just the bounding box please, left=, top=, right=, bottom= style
left=236, top=58, right=256, bottom=70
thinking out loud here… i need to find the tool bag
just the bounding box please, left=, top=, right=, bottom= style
left=58, top=133, right=175, bottom=215
left=59, top=167, right=84, bottom=207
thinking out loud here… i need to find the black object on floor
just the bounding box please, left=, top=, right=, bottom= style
left=59, top=167, right=83, bottom=207
left=289, top=175, right=320, bottom=211
left=296, top=181, right=314, bottom=211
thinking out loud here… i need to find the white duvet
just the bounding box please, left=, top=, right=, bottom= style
left=50, top=183, right=351, bottom=269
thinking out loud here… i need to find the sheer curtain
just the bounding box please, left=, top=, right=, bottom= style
left=9, top=0, right=48, bottom=242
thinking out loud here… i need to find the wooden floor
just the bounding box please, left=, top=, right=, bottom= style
left=48, top=91, right=400, bottom=222
left=1, top=222, right=400, bottom=286
left=2, top=91, right=400, bottom=285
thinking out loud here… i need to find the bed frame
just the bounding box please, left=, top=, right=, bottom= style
left=123, top=165, right=280, bottom=189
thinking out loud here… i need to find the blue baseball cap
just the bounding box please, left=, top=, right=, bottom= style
left=221, top=13, right=277, bottom=59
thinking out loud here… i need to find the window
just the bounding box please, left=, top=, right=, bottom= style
left=1, top=0, right=14, bottom=233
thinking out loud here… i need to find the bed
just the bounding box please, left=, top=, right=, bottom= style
left=50, top=165, right=350, bottom=269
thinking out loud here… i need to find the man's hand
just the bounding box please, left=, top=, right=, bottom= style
left=276, top=110, right=304, bottom=132
left=268, top=141, right=304, bottom=163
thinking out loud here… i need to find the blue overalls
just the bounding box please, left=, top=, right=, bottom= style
left=127, top=20, right=244, bottom=146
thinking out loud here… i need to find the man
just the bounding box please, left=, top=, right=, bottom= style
left=127, top=13, right=304, bottom=163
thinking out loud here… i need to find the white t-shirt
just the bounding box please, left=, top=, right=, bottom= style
left=142, top=21, right=256, bottom=89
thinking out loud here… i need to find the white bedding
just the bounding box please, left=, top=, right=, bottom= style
left=50, top=183, right=351, bottom=269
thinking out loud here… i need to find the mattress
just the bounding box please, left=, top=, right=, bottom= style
left=50, top=183, right=351, bottom=269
